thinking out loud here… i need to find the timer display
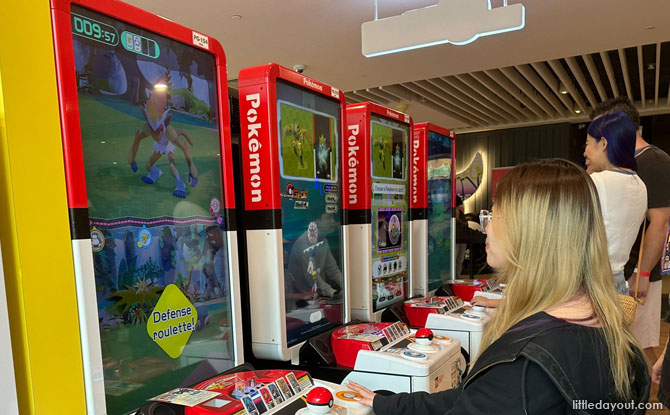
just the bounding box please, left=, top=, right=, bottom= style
left=71, top=13, right=118, bottom=46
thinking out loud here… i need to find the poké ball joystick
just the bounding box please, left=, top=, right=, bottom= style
left=306, top=387, right=334, bottom=414
left=415, top=328, right=434, bottom=346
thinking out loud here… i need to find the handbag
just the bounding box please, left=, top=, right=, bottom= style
left=618, top=221, right=647, bottom=326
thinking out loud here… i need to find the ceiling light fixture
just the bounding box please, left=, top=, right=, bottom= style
left=558, top=82, right=568, bottom=95
left=573, top=103, right=582, bottom=114
left=362, top=0, right=525, bottom=57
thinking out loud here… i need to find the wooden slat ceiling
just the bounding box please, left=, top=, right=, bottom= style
left=344, top=42, right=670, bottom=132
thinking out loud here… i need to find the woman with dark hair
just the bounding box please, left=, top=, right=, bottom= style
left=348, top=159, right=650, bottom=414
left=584, top=111, right=647, bottom=295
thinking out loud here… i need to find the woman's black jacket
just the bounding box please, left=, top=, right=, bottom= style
left=373, top=312, right=650, bottom=414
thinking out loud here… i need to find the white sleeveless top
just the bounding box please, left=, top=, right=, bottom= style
left=590, top=170, right=647, bottom=275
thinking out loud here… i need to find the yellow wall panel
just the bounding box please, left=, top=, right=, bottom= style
left=0, top=0, right=87, bottom=413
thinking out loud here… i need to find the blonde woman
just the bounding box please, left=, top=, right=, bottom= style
left=349, top=159, right=650, bottom=414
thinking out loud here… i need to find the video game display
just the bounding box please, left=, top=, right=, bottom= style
left=377, top=208, right=403, bottom=254
left=276, top=81, right=344, bottom=346
left=279, top=101, right=335, bottom=181
left=370, top=114, right=409, bottom=312
left=427, top=131, right=454, bottom=290
left=71, top=6, right=233, bottom=414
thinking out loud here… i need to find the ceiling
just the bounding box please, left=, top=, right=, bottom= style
left=124, top=0, right=670, bottom=132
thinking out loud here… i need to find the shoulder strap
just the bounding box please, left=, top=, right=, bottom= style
left=520, top=343, right=583, bottom=407
left=633, top=221, right=648, bottom=299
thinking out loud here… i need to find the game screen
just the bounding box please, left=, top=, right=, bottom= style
left=70, top=6, right=234, bottom=414
left=427, top=131, right=454, bottom=290
left=370, top=114, right=409, bottom=312
left=276, top=80, right=344, bottom=347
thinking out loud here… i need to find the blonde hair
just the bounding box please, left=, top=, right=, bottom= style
left=477, top=158, right=639, bottom=399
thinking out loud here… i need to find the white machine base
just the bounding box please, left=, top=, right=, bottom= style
left=295, top=409, right=337, bottom=415
left=425, top=306, right=492, bottom=362
left=408, top=342, right=439, bottom=354
left=342, top=335, right=463, bottom=394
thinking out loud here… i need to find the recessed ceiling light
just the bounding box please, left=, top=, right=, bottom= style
left=231, top=14, right=242, bottom=20
left=645, top=25, right=655, bottom=30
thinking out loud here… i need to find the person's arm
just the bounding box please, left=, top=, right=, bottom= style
left=471, top=297, right=501, bottom=308
left=315, top=274, right=336, bottom=298
left=631, top=207, right=670, bottom=297
left=285, top=291, right=313, bottom=301
left=322, top=247, right=343, bottom=292
left=353, top=358, right=565, bottom=415
left=652, top=338, right=669, bottom=384
left=347, top=381, right=461, bottom=415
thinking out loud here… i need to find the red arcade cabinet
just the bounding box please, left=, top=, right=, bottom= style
left=51, top=0, right=243, bottom=413
left=410, top=123, right=457, bottom=295
left=238, top=64, right=349, bottom=363
left=344, top=102, right=413, bottom=322
left=334, top=108, right=463, bottom=393
left=129, top=58, right=369, bottom=415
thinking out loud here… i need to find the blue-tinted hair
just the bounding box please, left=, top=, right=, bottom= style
left=586, top=111, right=637, bottom=170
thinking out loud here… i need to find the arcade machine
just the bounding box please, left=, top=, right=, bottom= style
left=337, top=103, right=463, bottom=393
left=449, top=279, right=504, bottom=302
left=143, top=369, right=372, bottom=415
left=130, top=60, right=373, bottom=415
left=404, top=123, right=497, bottom=364
left=409, top=123, right=456, bottom=296
left=50, top=1, right=244, bottom=413
left=408, top=123, right=502, bottom=302
left=333, top=321, right=463, bottom=393
left=404, top=296, right=491, bottom=364
left=238, top=63, right=349, bottom=364
left=344, top=102, right=413, bottom=322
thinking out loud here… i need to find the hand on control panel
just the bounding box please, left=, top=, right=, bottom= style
left=288, top=291, right=316, bottom=302
left=470, top=297, right=500, bottom=308
left=345, top=381, right=375, bottom=407
left=471, top=305, right=486, bottom=313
